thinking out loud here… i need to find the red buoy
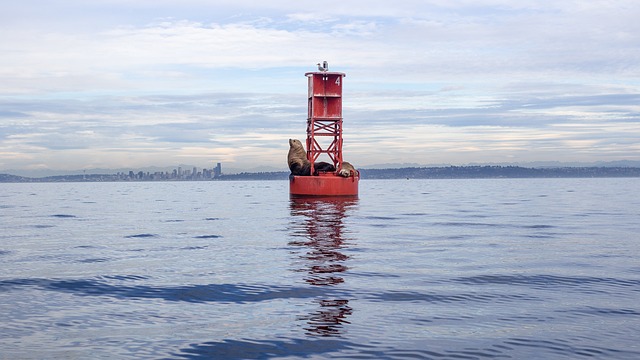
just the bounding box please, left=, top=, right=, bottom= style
left=290, top=64, right=359, bottom=197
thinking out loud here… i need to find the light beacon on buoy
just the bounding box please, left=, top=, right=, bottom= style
left=289, top=63, right=360, bottom=197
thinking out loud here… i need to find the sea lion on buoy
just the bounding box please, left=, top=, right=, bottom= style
left=288, top=139, right=336, bottom=176
left=338, top=161, right=356, bottom=177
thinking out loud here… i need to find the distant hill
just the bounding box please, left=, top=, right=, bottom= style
left=357, top=166, right=640, bottom=179
left=0, top=174, right=28, bottom=182
left=360, top=160, right=640, bottom=169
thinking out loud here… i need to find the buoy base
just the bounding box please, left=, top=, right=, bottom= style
left=289, top=173, right=359, bottom=197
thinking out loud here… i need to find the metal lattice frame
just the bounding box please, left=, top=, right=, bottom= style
left=305, top=72, right=346, bottom=175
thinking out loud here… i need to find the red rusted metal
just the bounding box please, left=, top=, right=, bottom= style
left=290, top=66, right=359, bottom=197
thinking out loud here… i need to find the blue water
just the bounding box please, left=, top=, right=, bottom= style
left=1, top=179, right=639, bottom=359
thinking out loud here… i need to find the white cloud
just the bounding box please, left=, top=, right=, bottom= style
left=1, top=1, right=639, bottom=172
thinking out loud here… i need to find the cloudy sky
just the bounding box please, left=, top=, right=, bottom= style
left=1, top=1, right=639, bottom=174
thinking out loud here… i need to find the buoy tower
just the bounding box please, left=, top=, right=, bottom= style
left=289, top=63, right=360, bottom=197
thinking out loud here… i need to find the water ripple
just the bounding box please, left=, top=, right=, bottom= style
left=172, top=338, right=353, bottom=359
left=31, top=224, right=56, bottom=229
left=502, top=337, right=640, bottom=358
left=363, top=290, right=538, bottom=304
left=98, top=275, right=149, bottom=281
left=170, top=337, right=530, bottom=359
left=0, top=278, right=340, bottom=304
left=76, top=258, right=111, bottom=263
left=125, top=233, right=158, bottom=238
left=453, top=274, right=640, bottom=293
left=559, top=306, right=640, bottom=317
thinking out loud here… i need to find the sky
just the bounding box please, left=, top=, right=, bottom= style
left=1, top=1, right=639, bottom=174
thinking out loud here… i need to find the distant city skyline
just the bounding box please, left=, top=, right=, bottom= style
left=5, top=159, right=640, bottom=179
left=4, top=163, right=226, bottom=178
left=1, top=1, right=639, bottom=173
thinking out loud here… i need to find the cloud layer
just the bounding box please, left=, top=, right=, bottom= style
left=1, top=1, right=639, bottom=172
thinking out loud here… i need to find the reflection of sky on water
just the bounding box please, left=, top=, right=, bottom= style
left=289, top=197, right=358, bottom=337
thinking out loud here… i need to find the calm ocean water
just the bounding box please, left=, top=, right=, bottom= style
left=1, top=178, right=639, bottom=359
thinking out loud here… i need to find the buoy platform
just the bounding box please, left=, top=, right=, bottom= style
left=289, top=172, right=359, bottom=197
left=289, top=63, right=359, bottom=197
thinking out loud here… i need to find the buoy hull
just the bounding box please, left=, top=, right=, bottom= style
left=289, top=173, right=359, bottom=197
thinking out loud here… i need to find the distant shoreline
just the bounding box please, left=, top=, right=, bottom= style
left=2, top=166, right=640, bottom=183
